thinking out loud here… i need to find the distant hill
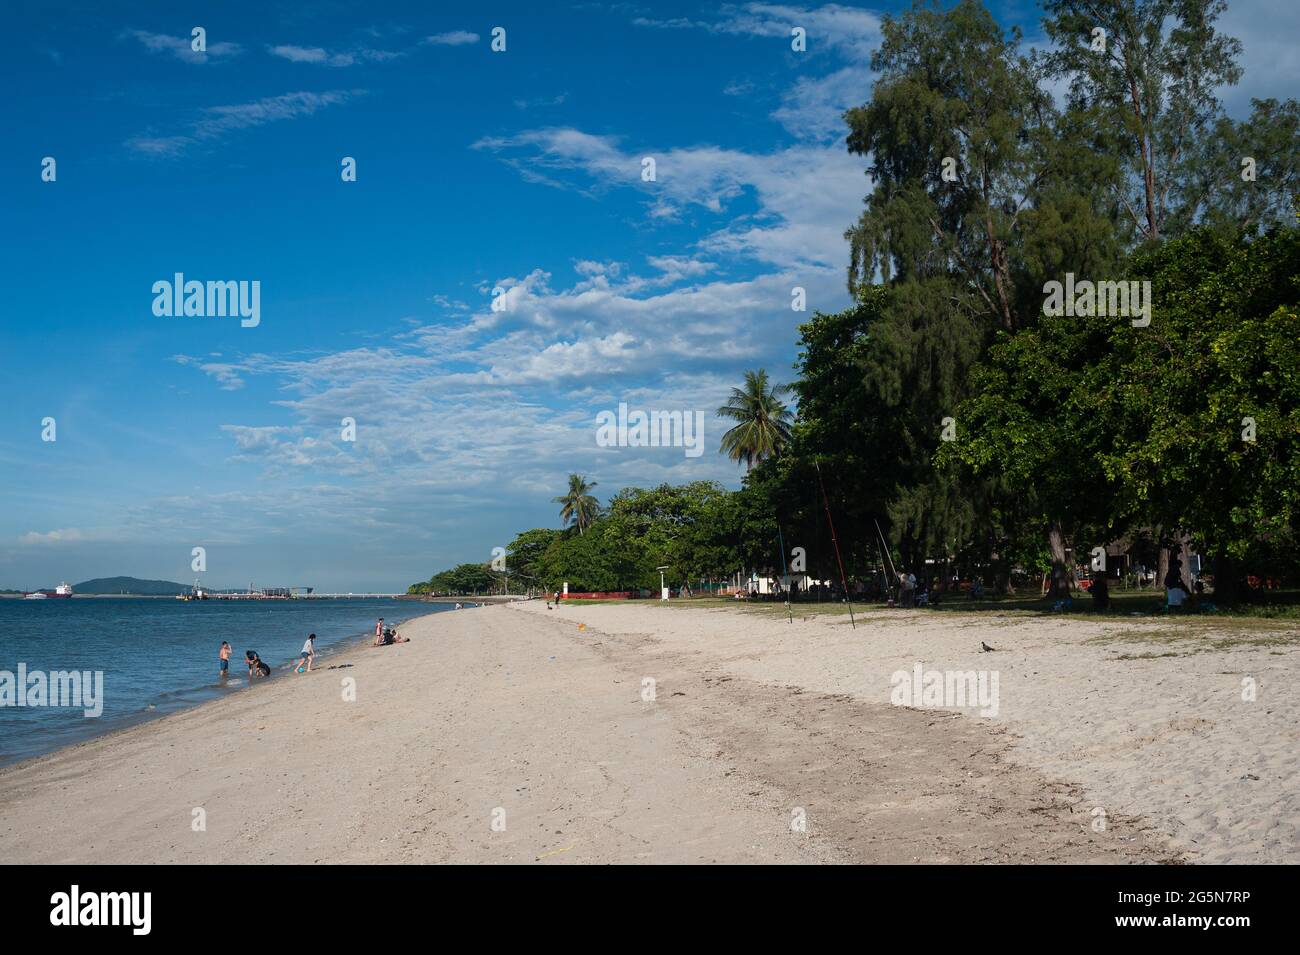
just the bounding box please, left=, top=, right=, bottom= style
left=74, top=576, right=190, bottom=595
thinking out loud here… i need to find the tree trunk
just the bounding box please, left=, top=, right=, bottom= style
left=1212, top=553, right=1243, bottom=604
left=989, top=548, right=1012, bottom=594
left=1158, top=529, right=1194, bottom=592
left=1156, top=529, right=1170, bottom=594
left=1047, top=521, right=1071, bottom=598
left=1176, top=531, right=1195, bottom=591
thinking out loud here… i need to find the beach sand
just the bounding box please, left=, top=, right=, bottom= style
left=1, top=600, right=1292, bottom=864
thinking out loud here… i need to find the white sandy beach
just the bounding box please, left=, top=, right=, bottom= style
left=1, top=600, right=1294, bottom=864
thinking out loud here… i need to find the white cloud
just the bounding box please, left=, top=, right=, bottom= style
left=474, top=127, right=864, bottom=269
left=173, top=356, right=246, bottom=390
left=19, top=528, right=88, bottom=545
left=269, top=44, right=402, bottom=67
left=156, top=4, right=870, bottom=566
left=422, top=31, right=480, bottom=46
left=635, top=2, right=880, bottom=59
left=122, top=29, right=242, bottom=63
left=174, top=253, right=840, bottom=492
left=772, top=64, right=872, bottom=140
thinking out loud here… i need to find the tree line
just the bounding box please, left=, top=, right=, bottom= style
left=411, top=0, right=1298, bottom=602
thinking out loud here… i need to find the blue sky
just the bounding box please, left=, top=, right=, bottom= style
left=2, top=1, right=1295, bottom=591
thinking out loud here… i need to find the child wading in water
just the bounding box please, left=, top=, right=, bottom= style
left=219, top=641, right=232, bottom=678
left=296, top=633, right=316, bottom=672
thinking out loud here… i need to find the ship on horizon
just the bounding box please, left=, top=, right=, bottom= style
left=177, top=579, right=209, bottom=601
left=23, top=582, right=74, bottom=599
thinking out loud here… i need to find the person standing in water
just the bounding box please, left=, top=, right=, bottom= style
left=219, top=641, right=232, bottom=678
left=296, top=633, right=316, bottom=673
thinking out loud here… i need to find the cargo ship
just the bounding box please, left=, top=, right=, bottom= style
left=23, top=582, right=74, bottom=599
left=177, top=579, right=209, bottom=601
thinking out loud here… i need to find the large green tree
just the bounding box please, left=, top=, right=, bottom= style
left=953, top=223, right=1300, bottom=599
left=840, top=0, right=1123, bottom=591
left=506, top=528, right=561, bottom=586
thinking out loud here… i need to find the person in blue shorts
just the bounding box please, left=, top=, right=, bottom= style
left=295, top=633, right=316, bottom=672
left=219, top=641, right=231, bottom=677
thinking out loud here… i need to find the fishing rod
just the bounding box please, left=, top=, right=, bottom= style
left=874, top=518, right=897, bottom=579
left=874, top=518, right=898, bottom=603
left=814, top=460, right=856, bottom=630
left=776, top=519, right=793, bottom=624
left=870, top=530, right=890, bottom=601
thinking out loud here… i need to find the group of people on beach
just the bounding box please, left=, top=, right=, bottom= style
left=218, top=616, right=411, bottom=680
left=372, top=616, right=409, bottom=647
left=219, top=634, right=317, bottom=680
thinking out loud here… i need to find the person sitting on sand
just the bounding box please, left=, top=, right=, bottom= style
left=245, top=650, right=271, bottom=679
left=372, top=626, right=408, bottom=647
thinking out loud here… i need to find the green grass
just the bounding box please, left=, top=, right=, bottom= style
left=555, top=597, right=636, bottom=605
left=1085, top=621, right=1300, bottom=654
left=644, top=588, right=1300, bottom=629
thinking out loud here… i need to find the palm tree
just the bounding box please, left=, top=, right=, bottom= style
left=554, top=473, right=600, bottom=534
left=718, top=369, right=795, bottom=470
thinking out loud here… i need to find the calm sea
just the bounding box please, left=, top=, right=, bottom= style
left=0, top=597, right=451, bottom=766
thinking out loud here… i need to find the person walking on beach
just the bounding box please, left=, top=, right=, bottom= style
left=296, top=633, right=316, bottom=673
left=374, top=617, right=385, bottom=646
left=219, top=641, right=231, bottom=678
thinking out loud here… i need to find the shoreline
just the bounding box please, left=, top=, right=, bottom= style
left=1, top=601, right=1292, bottom=864
left=0, top=607, right=429, bottom=771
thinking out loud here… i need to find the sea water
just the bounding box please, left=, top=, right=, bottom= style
left=0, top=597, right=450, bottom=765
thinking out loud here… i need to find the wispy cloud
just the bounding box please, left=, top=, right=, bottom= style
left=473, top=126, right=862, bottom=268
left=268, top=44, right=403, bottom=67
left=514, top=93, right=569, bottom=110
left=19, top=528, right=89, bottom=545
left=126, top=90, right=359, bottom=157
left=634, top=2, right=880, bottom=59
left=422, top=31, right=480, bottom=46
left=173, top=355, right=246, bottom=390
left=633, top=3, right=878, bottom=139
left=121, top=29, right=243, bottom=64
